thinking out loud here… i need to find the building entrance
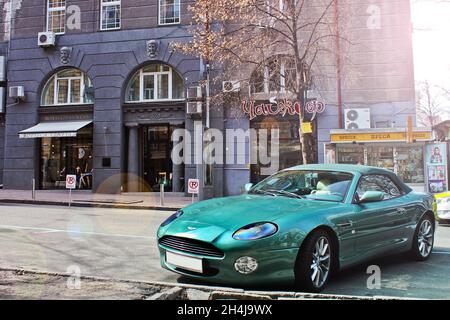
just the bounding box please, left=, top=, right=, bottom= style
left=141, top=124, right=184, bottom=191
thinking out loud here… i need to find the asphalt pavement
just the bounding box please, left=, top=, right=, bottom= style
left=0, top=203, right=449, bottom=299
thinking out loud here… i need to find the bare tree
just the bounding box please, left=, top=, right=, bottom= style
left=416, top=81, right=444, bottom=127
left=174, top=0, right=347, bottom=164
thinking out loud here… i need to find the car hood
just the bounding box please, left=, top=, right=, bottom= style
left=162, top=194, right=341, bottom=242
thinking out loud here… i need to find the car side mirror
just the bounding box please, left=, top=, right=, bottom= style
left=358, top=191, right=385, bottom=203
left=244, top=183, right=254, bottom=193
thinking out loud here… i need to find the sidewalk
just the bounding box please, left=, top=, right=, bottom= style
left=0, top=267, right=410, bottom=300
left=0, top=189, right=194, bottom=211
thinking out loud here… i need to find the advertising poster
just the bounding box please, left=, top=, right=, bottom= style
left=324, top=144, right=336, bottom=164
left=425, top=143, right=448, bottom=193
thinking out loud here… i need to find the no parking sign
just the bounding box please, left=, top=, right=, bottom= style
left=188, top=179, right=200, bottom=194
left=66, top=174, right=77, bottom=208
left=66, top=175, right=77, bottom=189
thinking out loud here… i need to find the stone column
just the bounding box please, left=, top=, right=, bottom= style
left=127, top=124, right=139, bottom=192
left=172, top=163, right=183, bottom=192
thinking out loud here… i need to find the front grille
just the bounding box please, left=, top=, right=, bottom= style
left=159, top=236, right=224, bottom=258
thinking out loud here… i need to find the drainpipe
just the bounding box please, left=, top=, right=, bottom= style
left=8, top=0, right=13, bottom=53
left=334, top=0, right=343, bottom=129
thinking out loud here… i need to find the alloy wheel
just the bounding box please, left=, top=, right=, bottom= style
left=310, top=236, right=331, bottom=288
left=418, top=219, right=433, bottom=258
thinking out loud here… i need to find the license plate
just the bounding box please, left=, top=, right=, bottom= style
left=166, top=251, right=203, bottom=273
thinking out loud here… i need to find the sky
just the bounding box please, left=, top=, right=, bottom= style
left=411, top=0, right=450, bottom=117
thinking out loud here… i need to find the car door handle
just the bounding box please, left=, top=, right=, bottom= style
left=337, top=221, right=353, bottom=228
left=396, top=208, right=407, bottom=214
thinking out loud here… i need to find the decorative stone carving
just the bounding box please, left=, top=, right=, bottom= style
left=146, top=40, right=160, bottom=59
left=60, top=46, right=72, bottom=64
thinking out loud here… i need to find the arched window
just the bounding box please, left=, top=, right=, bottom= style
left=41, top=69, right=94, bottom=106
left=125, top=64, right=185, bottom=102
left=250, top=55, right=299, bottom=94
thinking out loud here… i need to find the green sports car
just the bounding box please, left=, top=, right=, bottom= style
left=157, top=164, right=436, bottom=292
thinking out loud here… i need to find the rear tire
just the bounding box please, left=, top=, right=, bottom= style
left=294, top=230, right=333, bottom=293
left=410, top=215, right=434, bottom=261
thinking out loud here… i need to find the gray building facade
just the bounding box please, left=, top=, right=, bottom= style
left=0, top=0, right=423, bottom=196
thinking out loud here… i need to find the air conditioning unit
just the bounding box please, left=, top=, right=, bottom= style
left=187, top=86, right=202, bottom=100
left=345, top=108, right=371, bottom=129
left=0, top=87, right=5, bottom=113
left=222, top=80, right=241, bottom=93
left=38, top=32, right=56, bottom=47
left=0, top=56, right=6, bottom=82
left=186, top=101, right=202, bottom=114
left=9, top=86, right=25, bottom=101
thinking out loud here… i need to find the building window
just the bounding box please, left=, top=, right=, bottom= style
left=395, top=147, right=425, bottom=183
left=159, top=0, right=181, bottom=25
left=336, top=145, right=426, bottom=184
left=41, top=69, right=94, bottom=106
left=101, top=0, right=121, bottom=30
left=47, top=0, right=66, bottom=34
left=125, top=64, right=185, bottom=102
left=40, top=131, right=93, bottom=190
left=250, top=56, right=298, bottom=94
left=250, top=118, right=301, bottom=184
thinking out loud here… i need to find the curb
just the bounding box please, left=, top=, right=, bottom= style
left=0, top=199, right=182, bottom=211
left=0, top=266, right=415, bottom=300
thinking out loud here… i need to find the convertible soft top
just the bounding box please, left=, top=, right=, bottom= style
left=285, top=164, right=413, bottom=193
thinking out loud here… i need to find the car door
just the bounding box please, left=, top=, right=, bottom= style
left=350, top=174, right=407, bottom=259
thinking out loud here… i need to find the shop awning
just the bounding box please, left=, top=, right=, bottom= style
left=19, top=120, right=93, bottom=139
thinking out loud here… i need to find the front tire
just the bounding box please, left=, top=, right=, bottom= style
left=410, top=215, right=434, bottom=261
left=294, top=230, right=333, bottom=293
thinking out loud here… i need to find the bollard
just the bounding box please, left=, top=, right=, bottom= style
left=160, top=184, right=165, bottom=207
left=32, top=179, right=36, bottom=200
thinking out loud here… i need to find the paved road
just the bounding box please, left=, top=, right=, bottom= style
left=0, top=203, right=449, bottom=299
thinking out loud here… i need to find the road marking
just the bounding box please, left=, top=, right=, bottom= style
left=0, top=224, right=155, bottom=240
left=433, top=251, right=450, bottom=255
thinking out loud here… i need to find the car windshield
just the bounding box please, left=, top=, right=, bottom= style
left=250, top=170, right=354, bottom=202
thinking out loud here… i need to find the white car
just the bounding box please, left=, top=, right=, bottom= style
left=437, top=197, right=450, bottom=224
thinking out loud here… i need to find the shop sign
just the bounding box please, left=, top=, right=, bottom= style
left=242, top=99, right=325, bottom=121
left=331, top=131, right=432, bottom=143
left=19, top=132, right=78, bottom=139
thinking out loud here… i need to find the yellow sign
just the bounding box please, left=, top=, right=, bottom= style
left=407, top=116, right=414, bottom=143
left=301, top=122, right=313, bottom=134
left=331, top=131, right=432, bottom=143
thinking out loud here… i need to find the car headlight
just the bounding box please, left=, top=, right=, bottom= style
left=160, top=210, right=183, bottom=227
left=233, top=222, right=278, bottom=240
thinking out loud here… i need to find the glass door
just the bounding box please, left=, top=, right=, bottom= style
left=143, top=124, right=172, bottom=191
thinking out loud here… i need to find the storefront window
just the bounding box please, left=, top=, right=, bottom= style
left=337, top=145, right=364, bottom=164
left=40, top=126, right=93, bottom=190
left=395, top=146, right=425, bottom=183
left=336, top=144, right=426, bottom=185
left=367, top=146, right=394, bottom=171
left=251, top=118, right=301, bottom=183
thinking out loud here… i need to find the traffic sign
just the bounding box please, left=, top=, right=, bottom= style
left=66, top=175, right=77, bottom=189
left=188, top=179, right=200, bottom=194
